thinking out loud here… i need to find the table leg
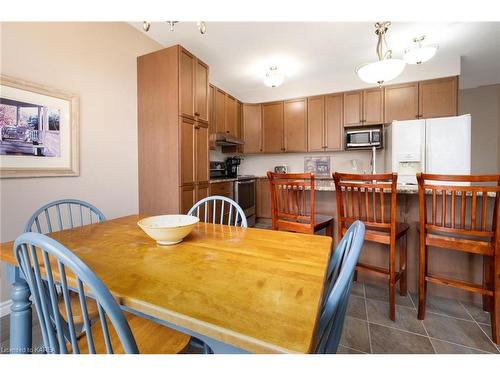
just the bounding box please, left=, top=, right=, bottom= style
left=9, top=279, right=32, bottom=354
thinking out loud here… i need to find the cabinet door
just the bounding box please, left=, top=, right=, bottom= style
left=180, top=184, right=195, bottom=214
left=195, top=182, right=210, bottom=219
left=256, top=179, right=271, bottom=219
left=215, top=88, right=226, bottom=133
left=384, top=82, right=419, bottom=123
left=307, top=96, right=325, bottom=152
left=208, top=84, right=216, bottom=150
left=179, top=48, right=195, bottom=119
left=236, top=101, right=243, bottom=153
left=180, top=117, right=195, bottom=185
left=325, top=94, right=343, bottom=151
left=343, top=91, right=363, bottom=126
left=195, top=123, right=209, bottom=183
left=225, top=95, right=237, bottom=137
left=194, top=59, right=209, bottom=123
left=262, top=102, right=284, bottom=153
left=284, top=98, right=307, bottom=152
left=363, top=88, right=384, bottom=125
left=243, top=104, right=262, bottom=153
left=419, top=76, right=458, bottom=119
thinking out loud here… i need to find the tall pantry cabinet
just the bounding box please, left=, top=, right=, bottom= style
left=138, top=45, right=209, bottom=215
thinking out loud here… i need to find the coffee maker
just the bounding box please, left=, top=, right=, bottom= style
left=225, top=157, right=242, bottom=178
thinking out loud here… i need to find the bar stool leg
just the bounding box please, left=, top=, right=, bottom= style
left=399, top=235, right=408, bottom=296
left=492, top=250, right=499, bottom=344
left=389, top=241, right=396, bottom=321
left=483, top=256, right=492, bottom=312
left=418, top=241, right=427, bottom=320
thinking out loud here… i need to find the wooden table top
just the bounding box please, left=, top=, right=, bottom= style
left=0, top=215, right=332, bottom=354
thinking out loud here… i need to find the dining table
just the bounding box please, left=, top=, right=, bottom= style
left=0, top=215, right=333, bottom=354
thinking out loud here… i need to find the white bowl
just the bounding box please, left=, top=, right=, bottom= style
left=137, top=215, right=200, bottom=245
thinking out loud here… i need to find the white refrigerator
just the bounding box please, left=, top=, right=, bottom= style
left=391, top=115, right=471, bottom=184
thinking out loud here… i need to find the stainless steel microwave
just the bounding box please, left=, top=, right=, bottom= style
left=345, top=127, right=383, bottom=150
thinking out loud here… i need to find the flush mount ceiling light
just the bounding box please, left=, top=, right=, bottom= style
left=403, top=36, right=439, bottom=65
left=142, top=21, right=207, bottom=35
left=356, top=21, right=406, bottom=85
left=264, top=66, right=285, bottom=88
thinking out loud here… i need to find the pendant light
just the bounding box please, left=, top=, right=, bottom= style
left=356, top=22, right=406, bottom=85
left=142, top=21, right=207, bottom=35
left=404, top=36, right=439, bottom=65
left=264, top=66, right=285, bottom=88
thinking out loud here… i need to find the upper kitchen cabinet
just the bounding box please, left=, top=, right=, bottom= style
left=419, top=76, right=458, bottom=119
left=215, top=88, right=226, bottom=134
left=343, top=88, right=383, bottom=126
left=243, top=103, right=262, bottom=153
left=307, top=96, right=325, bottom=152
left=343, top=91, right=363, bottom=126
left=208, top=84, right=216, bottom=150
left=195, top=122, right=209, bottom=183
left=225, top=95, right=237, bottom=137
left=262, top=101, right=284, bottom=153
left=194, top=59, right=209, bottom=123
left=284, top=98, right=307, bottom=152
left=179, top=47, right=195, bottom=119
left=324, top=94, right=343, bottom=151
left=384, top=82, right=419, bottom=123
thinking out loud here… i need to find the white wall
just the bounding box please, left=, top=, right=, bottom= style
left=0, top=22, right=161, bottom=306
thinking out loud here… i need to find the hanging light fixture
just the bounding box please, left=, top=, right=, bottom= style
left=263, top=66, right=285, bottom=88
left=142, top=21, right=207, bottom=35
left=403, top=36, right=439, bottom=65
left=356, top=22, right=406, bottom=85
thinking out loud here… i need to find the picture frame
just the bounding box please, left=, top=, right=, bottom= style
left=0, top=75, right=79, bottom=178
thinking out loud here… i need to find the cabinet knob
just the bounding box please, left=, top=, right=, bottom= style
left=194, top=112, right=200, bottom=116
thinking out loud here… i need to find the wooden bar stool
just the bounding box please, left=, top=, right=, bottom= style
left=416, top=173, right=500, bottom=344
left=333, top=172, right=409, bottom=321
left=267, top=172, right=334, bottom=237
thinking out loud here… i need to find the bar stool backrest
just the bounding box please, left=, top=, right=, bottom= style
left=333, top=172, right=398, bottom=236
left=416, top=173, right=500, bottom=239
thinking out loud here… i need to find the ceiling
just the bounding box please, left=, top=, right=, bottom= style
left=130, top=22, right=500, bottom=102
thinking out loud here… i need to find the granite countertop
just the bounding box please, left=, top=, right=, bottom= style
left=209, top=178, right=237, bottom=183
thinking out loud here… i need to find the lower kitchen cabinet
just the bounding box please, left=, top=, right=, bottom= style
left=180, top=184, right=195, bottom=214
left=256, top=178, right=271, bottom=219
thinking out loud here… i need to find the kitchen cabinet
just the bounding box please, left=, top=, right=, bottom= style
left=179, top=47, right=195, bottom=119
left=236, top=100, right=243, bottom=153
left=284, top=98, right=307, bottom=152
left=344, top=89, right=383, bottom=126
left=194, top=182, right=210, bottom=218
left=243, top=103, right=262, bottom=153
left=225, top=95, right=237, bottom=137
left=384, top=82, right=419, bottom=123
left=208, top=84, right=216, bottom=150
left=308, top=94, right=343, bottom=152
left=138, top=45, right=209, bottom=215
left=419, top=76, right=458, bottom=119
left=215, top=88, right=226, bottom=134
left=324, top=94, right=343, bottom=151
left=262, top=101, right=284, bottom=153
left=210, top=181, right=233, bottom=199
left=256, top=178, right=271, bottom=219
left=195, top=59, right=209, bottom=124
left=307, top=96, right=325, bottom=152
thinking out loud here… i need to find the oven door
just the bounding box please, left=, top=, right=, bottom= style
left=234, top=180, right=256, bottom=218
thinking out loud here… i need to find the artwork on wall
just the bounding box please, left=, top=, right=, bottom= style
left=304, top=156, right=331, bottom=177
left=0, top=75, right=79, bottom=178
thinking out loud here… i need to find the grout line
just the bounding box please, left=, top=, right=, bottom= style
left=459, top=301, right=500, bottom=354
left=408, top=289, right=437, bottom=354
left=338, top=344, right=368, bottom=354
left=361, top=283, right=373, bottom=354
left=429, top=337, right=494, bottom=354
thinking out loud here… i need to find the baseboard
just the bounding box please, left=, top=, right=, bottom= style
left=0, top=300, right=12, bottom=318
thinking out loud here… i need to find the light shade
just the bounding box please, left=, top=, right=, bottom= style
left=404, top=44, right=438, bottom=65
left=264, top=66, right=284, bottom=87
left=356, top=58, right=406, bottom=85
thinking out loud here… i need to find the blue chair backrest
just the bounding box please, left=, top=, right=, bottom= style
left=25, top=199, right=106, bottom=233
left=14, top=232, right=138, bottom=354
left=188, top=195, right=248, bottom=228
left=314, top=220, right=365, bottom=353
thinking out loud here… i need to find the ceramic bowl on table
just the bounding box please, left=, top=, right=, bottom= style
left=137, top=215, right=200, bottom=245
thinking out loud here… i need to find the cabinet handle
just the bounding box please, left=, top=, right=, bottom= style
left=194, top=112, right=200, bottom=116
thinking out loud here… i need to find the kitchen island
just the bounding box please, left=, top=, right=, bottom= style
left=255, top=177, right=493, bottom=304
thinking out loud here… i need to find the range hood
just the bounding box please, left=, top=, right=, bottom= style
left=214, top=133, right=244, bottom=146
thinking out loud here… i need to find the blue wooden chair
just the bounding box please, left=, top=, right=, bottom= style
left=313, top=220, right=365, bottom=353
left=188, top=195, right=248, bottom=228
left=24, top=199, right=106, bottom=324
left=13, top=232, right=191, bottom=354
left=24, top=199, right=106, bottom=234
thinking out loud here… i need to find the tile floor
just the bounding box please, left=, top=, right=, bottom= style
left=1, top=280, right=498, bottom=354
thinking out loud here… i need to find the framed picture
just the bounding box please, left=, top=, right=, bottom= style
left=304, top=156, right=331, bottom=177
left=0, top=75, right=79, bottom=178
